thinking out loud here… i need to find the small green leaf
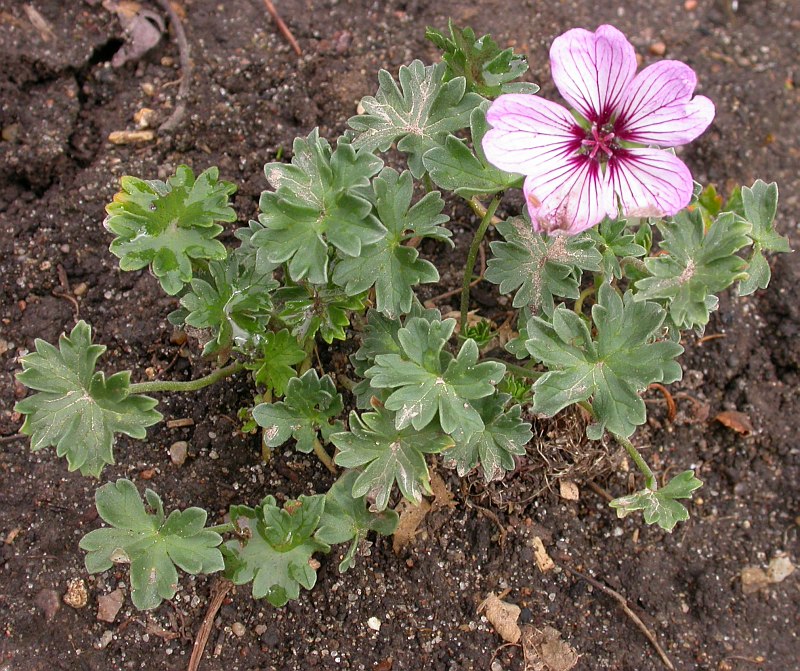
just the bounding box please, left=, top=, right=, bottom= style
left=316, top=471, right=400, bottom=572
left=224, top=495, right=329, bottom=606
left=245, top=330, right=306, bottom=397
left=587, top=218, right=647, bottom=280
left=610, top=470, right=702, bottom=532
left=252, top=369, right=343, bottom=453
left=333, top=168, right=451, bottom=317
left=276, top=284, right=367, bottom=344
left=425, top=21, right=537, bottom=98
left=445, top=394, right=531, bottom=482
left=15, top=321, right=162, bottom=477
left=332, top=406, right=454, bottom=511
left=525, top=284, right=683, bottom=438
left=485, top=217, right=602, bottom=315
left=423, top=103, right=523, bottom=197
left=366, top=318, right=505, bottom=442
left=348, top=60, right=482, bottom=177
left=176, top=257, right=277, bottom=357
left=635, top=209, right=752, bottom=331
left=79, top=479, right=224, bottom=610
left=254, top=130, right=385, bottom=283
left=105, top=165, right=236, bottom=295
left=737, top=180, right=790, bottom=296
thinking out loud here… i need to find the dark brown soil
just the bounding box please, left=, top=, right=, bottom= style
left=1, top=1, right=798, bottom=670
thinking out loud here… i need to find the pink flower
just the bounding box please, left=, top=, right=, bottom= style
left=482, top=25, right=715, bottom=235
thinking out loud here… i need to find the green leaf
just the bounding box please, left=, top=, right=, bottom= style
left=635, top=209, right=752, bottom=331
left=252, top=369, right=343, bottom=453
left=485, top=218, right=602, bottom=315
left=276, top=283, right=367, bottom=344
left=245, top=330, right=306, bottom=397
left=15, top=321, right=162, bottom=477
left=333, top=168, right=451, bottom=317
left=79, top=479, right=224, bottom=610
left=332, top=405, right=454, bottom=511
left=425, top=21, right=537, bottom=98
left=423, top=103, right=524, bottom=198
left=254, top=130, right=385, bottom=283
left=610, top=470, right=702, bottom=532
left=366, top=318, right=505, bottom=442
left=224, top=495, right=329, bottom=606
left=348, top=60, right=483, bottom=177
left=587, top=218, right=647, bottom=280
left=444, top=393, right=531, bottom=482
left=525, top=284, right=683, bottom=438
left=176, top=258, right=277, bottom=357
left=737, top=180, right=790, bottom=296
left=105, top=165, right=236, bottom=295
left=316, top=471, right=400, bottom=572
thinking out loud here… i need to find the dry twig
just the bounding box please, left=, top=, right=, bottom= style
left=562, top=566, right=675, bottom=670
left=261, top=0, right=302, bottom=56
left=153, top=0, right=192, bottom=132
left=187, top=578, right=233, bottom=671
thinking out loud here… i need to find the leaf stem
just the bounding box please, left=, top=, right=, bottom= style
left=312, top=437, right=337, bottom=474
left=129, top=361, right=244, bottom=394
left=461, top=197, right=500, bottom=333
left=488, top=359, right=543, bottom=381
left=206, top=522, right=237, bottom=535
left=614, top=433, right=657, bottom=490
left=574, top=285, right=596, bottom=315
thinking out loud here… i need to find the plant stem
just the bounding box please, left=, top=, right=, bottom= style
left=574, top=285, right=596, bottom=315
left=129, top=361, right=244, bottom=394
left=206, top=522, right=237, bottom=534
left=312, top=437, right=337, bottom=474
left=461, top=197, right=500, bottom=334
left=614, top=433, right=657, bottom=490
left=487, top=358, right=543, bottom=381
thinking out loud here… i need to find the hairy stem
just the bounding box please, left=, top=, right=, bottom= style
left=313, top=437, right=337, bottom=474
left=129, top=361, right=244, bottom=394
left=461, top=197, right=500, bottom=333
left=206, top=522, right=237, bottom=535
left=488, top=359, right=543, bottom=381
left=614, top=433, right=657, bottom=490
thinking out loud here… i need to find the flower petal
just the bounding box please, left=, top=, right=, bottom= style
left=482, top=94, right=581, bottom=177
left=609, top=148, right=694, bottom=217
left=616, top=61, right=715, bottom=146
left=523, top=157, right=616, bottom=235
left=550, top=25, right=637, bottom=123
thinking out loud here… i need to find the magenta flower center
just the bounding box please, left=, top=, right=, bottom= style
left=580, top=122, right=618, bottom=162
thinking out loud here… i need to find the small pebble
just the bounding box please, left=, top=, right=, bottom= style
left=94, top=630, right=114, bottom=650
left=231, top=622, right=246, bottom=637
left=107, top=129, right=155, bottom=145
left=35, top=588, right=61, bottom=621
left=63, top=578, right=88, bottom=609
left=367, top=616, right=381, bottom=631
left=169, top=441, right=188, bottom=466
left=684, top=0, right=697, bottom=9
left=649, top=41, right=666, bottom=56
left=73, top=282, right=88, bottom=296
left=141, top=82, right=155, bottom=96
left=254, top=624, right=267, bottom=636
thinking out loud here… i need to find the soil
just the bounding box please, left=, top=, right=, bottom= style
left=1, top=1, right=798, bottom=670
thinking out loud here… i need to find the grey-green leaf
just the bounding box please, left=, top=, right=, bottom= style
left=609, top=470, right=702, bottom=531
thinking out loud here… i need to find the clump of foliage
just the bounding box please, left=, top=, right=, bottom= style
left=14, top=22, right=789, bottom=613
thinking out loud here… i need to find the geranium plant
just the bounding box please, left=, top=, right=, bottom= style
left=14, top=22, right=789, bottom=610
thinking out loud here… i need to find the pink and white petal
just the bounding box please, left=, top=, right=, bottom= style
left=609, top=148, right=694, bottom=218
left=482, top=94, right=581, bottom=176
left=616, top=61, right=715, bottom=146
left=549, top=25, right=637, bottom=123
left=523, top=158, right=616, bottom=235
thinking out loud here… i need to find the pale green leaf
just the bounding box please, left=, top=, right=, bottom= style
left=610, top=470, right=702, bottom=531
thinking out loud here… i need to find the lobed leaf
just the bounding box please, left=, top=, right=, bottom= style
left=15, top=321, right=162, bottom=477
left=348, top=60, right=482, bottom=177
left=485, top=218, right=602, bottom=315
left=332, top=405, right=454, bottom=511
left=276, top=283, right=367, bottom=344
left=316, top=471, right=400, bottom=572
left=524, top=284, right=683, bottom=438
left=105, top=165, right=236, bottom=295
left=224, top=495, right=329, bottom=606
left=610, top=470, right=703, bottom=532
left=333, top=168, right=451, bottom=317
left=245, top=329, right=306, bottom=397
left=635, top=209, right=752, bottom=331
left=80, top=479, right=224, bottom=610
left=252, top=369, right=343, bottom=453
